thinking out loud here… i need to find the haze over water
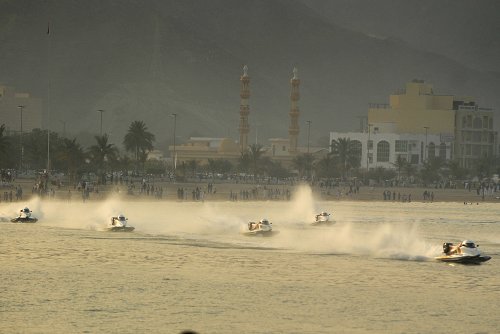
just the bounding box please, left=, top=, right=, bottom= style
left=1, top=186, right=499, bottom=333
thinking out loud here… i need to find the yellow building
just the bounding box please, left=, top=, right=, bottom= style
left=368, top=80, right=455, bottom=137
left=169, top=137, right=241, bottom=165
left=368, top=80, right=498, bottom=167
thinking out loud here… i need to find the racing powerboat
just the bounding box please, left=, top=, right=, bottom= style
left=435, top=240, right=491, bottom=264
left=107, top=214, right=135, bottom=232
left=10, top=207, right=38, bottom=223
left=312, top=211, right=332, bottom=225
left=243, top=218, right=277, bottom=236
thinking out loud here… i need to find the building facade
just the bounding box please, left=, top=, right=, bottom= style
left=367, top=80, right=497, bottom=167
left=454, top=102, right=498, bottom=169
left=330, top=131, right=450, bottom=170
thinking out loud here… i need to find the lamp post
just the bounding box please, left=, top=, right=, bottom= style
left=171, top=113, right=177, bottom=171
left=423, top=126, right=429, bottom=162
left=60, top=120, right=66, bottom=137
left=306, top=120, right=311, bottom=154
left=97, top=109, right=105, bottom=136
left=18, top=105, right=25, bottom=171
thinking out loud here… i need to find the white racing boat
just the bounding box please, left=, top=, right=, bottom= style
left=243, top=218, right=277, bottom=236
left=312, top=211, right=332, bottom=225
left=10, top=207, right=38, bottom=223
left=435, top=240, right=491, bottom=264
left=107, top=214, right=135, bottom=232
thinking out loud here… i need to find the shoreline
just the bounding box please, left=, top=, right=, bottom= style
left=1, top=177, right=499, bottom=204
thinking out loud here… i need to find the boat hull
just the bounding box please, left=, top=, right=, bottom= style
left=311, top=220, right=334, bottom=226
left=435, top=254, right=491, bottom=264
left=107, top=226, right=135, bottom=232
left=243, top=230, right=279, bottom=237
left=10, top=217, right=38, bottom=223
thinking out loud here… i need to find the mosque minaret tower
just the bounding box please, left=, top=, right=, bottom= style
left=288, top=67, right=300, bottom=153
left=238, top=65, right=251, bottom=152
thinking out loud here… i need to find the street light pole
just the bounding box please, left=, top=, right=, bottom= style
left=306, top=120, right=311, bottom=154
left=97, top=109, right=105, bottom=136
left=18, top=105, right=25, bottom=171
left=423, top=126, right=429, bottom=162
left=171, top=113, right=177, bottom=171
left=60, top=120, right=66, bottom=137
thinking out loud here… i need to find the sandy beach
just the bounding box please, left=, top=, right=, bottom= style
left=2, top=176, right=499, bottom=204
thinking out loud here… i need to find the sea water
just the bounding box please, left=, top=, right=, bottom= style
left=1, top=187, right=499, bottom=333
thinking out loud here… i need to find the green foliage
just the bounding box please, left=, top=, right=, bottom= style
left=123, top=121, right=155, bottom=171
left=330, top=137, right=361, bottom=178
left=292, top=153, right=314, bottom=178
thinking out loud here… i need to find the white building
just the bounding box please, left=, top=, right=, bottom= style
left=330, top=130, right=452, bottom=170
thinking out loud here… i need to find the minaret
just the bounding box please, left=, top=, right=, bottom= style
left=288, top=67, right=300, bottom=153
left=239, top=65, right=250, bottom=152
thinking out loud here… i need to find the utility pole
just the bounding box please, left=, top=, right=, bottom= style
left=97, top=109, right=105, bottom=136
left=306, top=120, right=311, bottom=154
left=18, top=105, right=25, bottom=171
left=171, top=113, right=177, bottom=171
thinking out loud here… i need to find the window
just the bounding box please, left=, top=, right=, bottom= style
left=376, top=141, right=390, bottom=162
left=351, top=140, right=362, bottom=163
left=472, top=132, right=481, bottom=142
left=467, top=115, right=472, bottom=128
left=473, top=117, right=482, bottom=129
left=368, top=140, right=373, bottom=150
left=439, top=143, right=447, bottom=159
left=395, top=140, right=408, bottom=152
left=483, top=116, right=489, bottom=128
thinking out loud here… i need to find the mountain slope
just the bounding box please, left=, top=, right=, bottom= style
left=0, top=0, right=498, bottom=152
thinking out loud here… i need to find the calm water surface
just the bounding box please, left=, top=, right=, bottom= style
left=1, top=193, right=499, bottom=333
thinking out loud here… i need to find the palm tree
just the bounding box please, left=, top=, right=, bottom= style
left=88, top=134, right=118, bottom=183
left=292, top=153, right=315, bottom=179
left=57, top=138, right=86, bottom=183
left=123, top=121, right=155, bottom=171
left=247, top=144, right=265, bottom=178
left=315, top=153, right=337, bottom=178
left=0, top=124, right=9, bottom=159
left=330, top=137, right=360, bottom=179
left=392, top=155, right=407, bottom=181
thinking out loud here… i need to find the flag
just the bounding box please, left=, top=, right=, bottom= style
left=47, top=21, right=50, bottom=35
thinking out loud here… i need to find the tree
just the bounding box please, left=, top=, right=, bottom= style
left=123, top=121, right=155, bottom=171
left=0, top=124, right=10, bottom=164
left=247, top=144, right=265, bottom=178
left=420, top=157, right=444, bottom=185
left=292, top=153, right=314, bottom=178
left=392, top=155, right=407, bottom=180
left=475, top=155, right=498, bottom=179
left=330, top=137, right=360, bottom=179
left=315, top=153, right=337, bottom=178
left=186, top=159, right=199, bottom=177
left=88, top=134, right=118, bottom=183
left=56, top=138, right=86, bottom=183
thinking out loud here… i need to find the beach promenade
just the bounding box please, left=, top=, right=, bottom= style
left=1, top=176, right=499, bottom=204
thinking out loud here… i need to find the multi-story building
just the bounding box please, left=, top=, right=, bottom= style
left=0, top=85, right=43, bottom=134
left=454, top=100, right=498, bottom=169
left=329, top=131, right=449, bottom=170
left=365, top=80, right=497, bottom=168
